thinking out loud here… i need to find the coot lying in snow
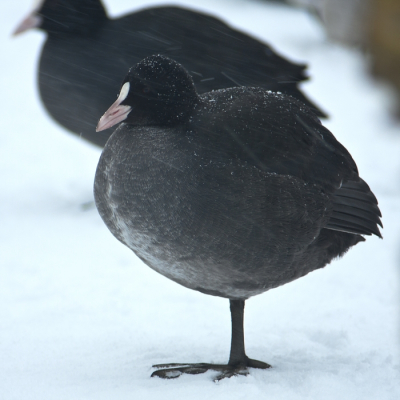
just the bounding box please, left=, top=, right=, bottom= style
left=94, top=55, right=382, bottom=380
left=14, top=0, right=325, bottom=147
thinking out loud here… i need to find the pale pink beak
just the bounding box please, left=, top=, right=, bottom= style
left=96, top=82, right=132, bottom=132
left=13, top=12, right=42, bottom=36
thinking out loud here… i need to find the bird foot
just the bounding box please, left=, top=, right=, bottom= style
left=151, top=359, right=271, bottom=381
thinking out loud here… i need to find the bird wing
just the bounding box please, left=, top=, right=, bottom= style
left=196, top=88, right=382, bottom=237
left=198, top=88, right=354, bottom=188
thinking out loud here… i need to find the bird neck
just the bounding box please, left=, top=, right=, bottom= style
left=44, top=0, right=108, bottom=38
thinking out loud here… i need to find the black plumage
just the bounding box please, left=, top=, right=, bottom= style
left=94, top=55, right=381, bottom=380
left=14, top=0, right=325, bottom=147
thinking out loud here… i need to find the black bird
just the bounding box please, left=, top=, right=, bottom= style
left=94, top=55, right=381, bottom=380
left=14, top=0, right=325, bottom=147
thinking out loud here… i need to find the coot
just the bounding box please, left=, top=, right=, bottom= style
left=94, top=55, right=381, bottom=380
left=14, top=0, right=325, bottom=147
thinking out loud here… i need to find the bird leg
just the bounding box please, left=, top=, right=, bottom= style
left=151, top=299, right=271, bottom=381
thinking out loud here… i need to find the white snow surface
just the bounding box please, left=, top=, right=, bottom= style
left=2, top=0, right=400, bottom=399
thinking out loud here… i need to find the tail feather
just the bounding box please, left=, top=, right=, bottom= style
left=325, top=179, right=382, bottom=238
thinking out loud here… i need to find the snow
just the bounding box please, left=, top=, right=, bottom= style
left=2, top=0, right=399, bottom=399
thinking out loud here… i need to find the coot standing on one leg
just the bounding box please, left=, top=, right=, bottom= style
left=94, top=55, right=382, bottom=380
left=14, top=0, right=326, bottom=147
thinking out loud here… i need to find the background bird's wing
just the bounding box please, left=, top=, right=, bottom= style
left=119, top=6, right=325, bottom=116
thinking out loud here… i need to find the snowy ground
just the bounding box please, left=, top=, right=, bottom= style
left=2, top=0, right=400, bottom=399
